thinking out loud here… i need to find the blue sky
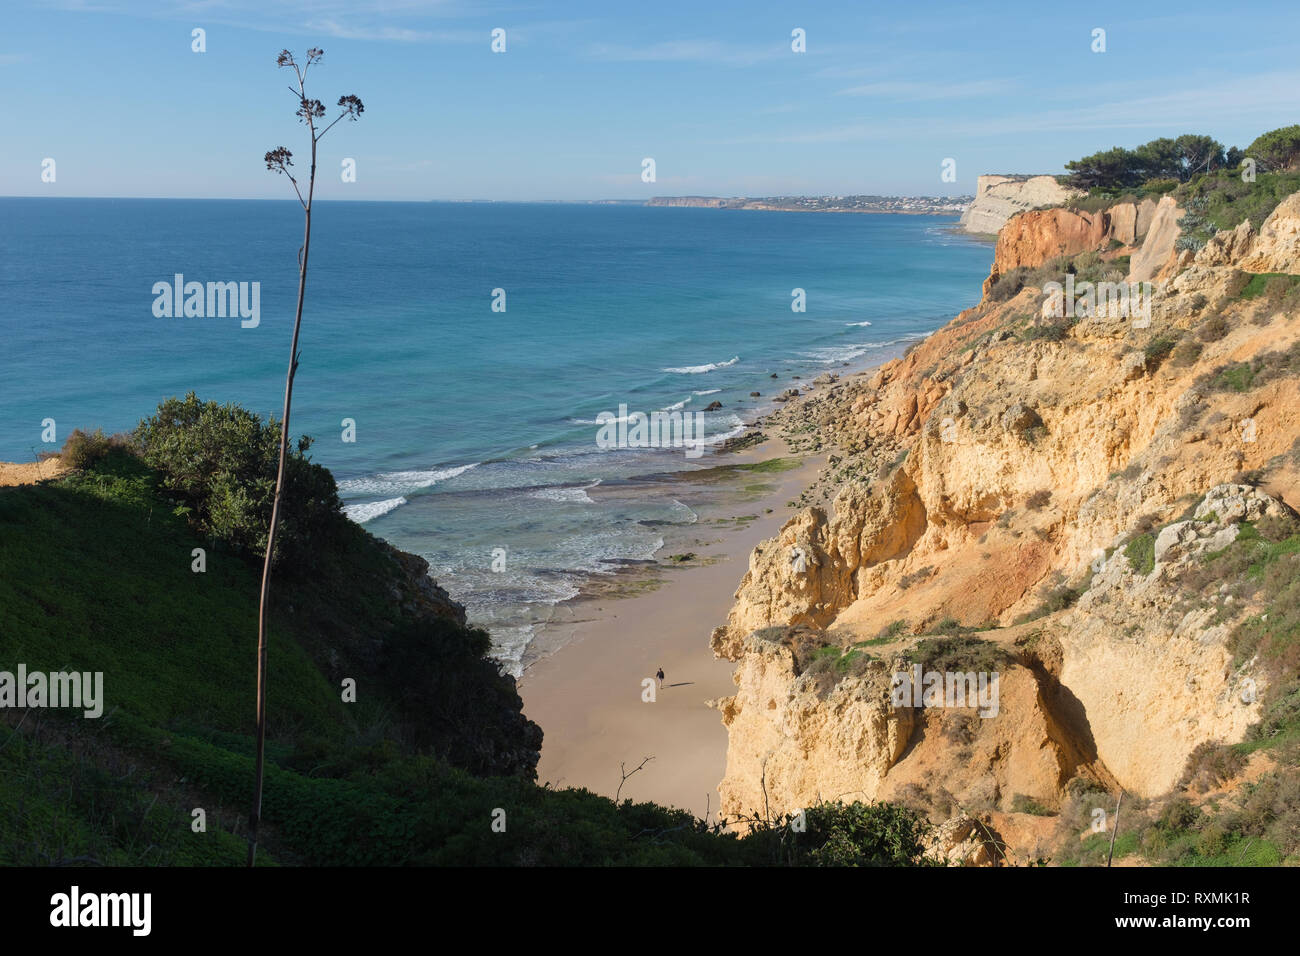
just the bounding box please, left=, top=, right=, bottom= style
left=2, top=0, right=1298, bottom=200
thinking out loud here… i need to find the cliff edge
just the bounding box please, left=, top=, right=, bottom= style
left=959, top=174, right=1082, bottom=235
left=712, top=183, right=1300, bottom=864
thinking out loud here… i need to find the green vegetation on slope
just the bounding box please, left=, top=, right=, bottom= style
left=0, top=399, right=935, bottom=866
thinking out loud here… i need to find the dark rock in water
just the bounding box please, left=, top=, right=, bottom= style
left=704, top=400, right=723, bottom=411
left=750, top=391, right=760, bottom=397
left=770, top=373, right=779, bottom=378
left=792, top=375, right=801, bottom=380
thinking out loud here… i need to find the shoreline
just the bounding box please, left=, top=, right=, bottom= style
left=517, top=344, right=909, bottom=814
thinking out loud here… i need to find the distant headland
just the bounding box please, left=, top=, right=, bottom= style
left=645, top=194, right=972, bottom=214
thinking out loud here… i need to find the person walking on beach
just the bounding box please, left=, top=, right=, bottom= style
left=656, top=667, right=665, bottom=690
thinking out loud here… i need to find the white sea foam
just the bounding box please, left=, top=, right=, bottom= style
left=700, top=415, right=749, bottom=446
left=661, top=397, right=691, bottom=411
left=338, top=462, right=480, bottom=496
left=663, top=356, right=739, bottom=374
left=845, top=320, right=873, bottom=327
left=799, top=336, right=920, bottom=365
left=571, top=412, right=636, bottom=425
left=802, top=344, right=874, bottom=364
left=692, top=388, right=721, bottom=395
left=343, top=497, right=407, bottom=524
left=667, top=498, right=699, bottom=524
left=528, top=481, right=599, bottom=504
left=485, top=623, right=535, bottom=679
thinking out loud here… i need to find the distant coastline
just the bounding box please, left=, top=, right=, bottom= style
left=646, top=194, right=971, bottom=214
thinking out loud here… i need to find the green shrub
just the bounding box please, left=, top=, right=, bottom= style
left=1216, top=363, right=1256, bottom=392
left=788, top=802, right=932, bottom=867
left=1011, top=794, right=1054, bottom=816
left=1245, top=125, right=1300, bottom=172
left=875, top=619, right=910, bottom=641
left=1180, top=741, right=1247, bottom=792
left=1143, top=334, right=1180, bottom=371
left=1020, top=321, right=1068, bottom=343
left=134, top=392, right=343, bottom=561
left=1124, top=533, right=1156, bottom=575
left=1175, top=168, right=1300, bottom=232
left=904, top=635, right=1009, bottom=673
left=1141, top=178, right=1180, bottom=195
left=1159, top=798, right=1201, bottom=831
left=1013, top=575, right=1088, bottom=625
left=985, top=268, right=1028, bottom=303
left=1203, top=341, right=1300, bottom=396
left=59, top=428, right=130, bottom=471
left=1238, top=272, right=1300, bottom=300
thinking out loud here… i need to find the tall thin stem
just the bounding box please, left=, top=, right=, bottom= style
left=247, top=75, right=318, bottom=869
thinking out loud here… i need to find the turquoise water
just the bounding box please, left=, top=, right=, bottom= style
left=0, top=199, right=991, bottom=670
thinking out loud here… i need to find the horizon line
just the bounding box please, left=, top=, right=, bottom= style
left=0, top=193, right=975, bottom=203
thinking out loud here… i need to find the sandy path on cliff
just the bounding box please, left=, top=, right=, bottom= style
left=519, top=448, right=823, bottom=819
left=0, top=459, right=67, bottom=486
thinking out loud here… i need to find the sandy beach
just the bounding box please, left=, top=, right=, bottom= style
left=518, top=439, right=822, bottom=818
left=518, top=342, right=917, bottom=816
left=514, top=342, right=912, bottom=817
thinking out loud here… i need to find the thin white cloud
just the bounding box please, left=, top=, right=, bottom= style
left=303, top=19, right=484, bottom=43
left=722, top=70, right=1300, bottom=146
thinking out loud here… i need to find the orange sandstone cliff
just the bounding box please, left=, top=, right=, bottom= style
left=709, top=185, right=1300, bottom=864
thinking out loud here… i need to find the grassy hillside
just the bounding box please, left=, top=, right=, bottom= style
left=0, top=412, right=931, bottom=866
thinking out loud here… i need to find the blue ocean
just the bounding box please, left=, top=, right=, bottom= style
left=0, top=199, right=991, bottom=671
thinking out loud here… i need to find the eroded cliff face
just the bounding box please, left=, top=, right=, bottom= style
left=1055, top=485, right=1289, bottom=796
left=983, top=198, right=1162, bottom=294
left=713, top=187, right=1300, bottom=853
left=959, top=175, right=1082, bottom=235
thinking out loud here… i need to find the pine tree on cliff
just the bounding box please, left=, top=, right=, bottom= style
left=249, top=48, right=363, bottom=867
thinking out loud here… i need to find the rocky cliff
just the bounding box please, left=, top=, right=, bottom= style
left=959, top=175, right=1082, bottom=235
left=712, top=184, right=1300, bottom=863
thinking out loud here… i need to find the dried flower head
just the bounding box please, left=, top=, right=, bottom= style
left=337, top=94, right=364, bottom=120
left=264, top=147, right=293, bottom=173
left=296, top=97, right=326, bottom=123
